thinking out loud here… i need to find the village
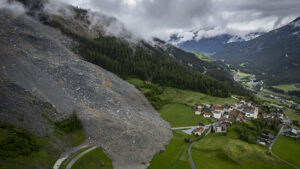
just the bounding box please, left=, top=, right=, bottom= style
left=188, top=99, right=300, bottom=146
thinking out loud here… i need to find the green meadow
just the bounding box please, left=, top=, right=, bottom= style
left=193, top=52, right=215, bottom=62
left=273, top=84, right=300, bottom=92
left=147, top=131, right=192, bottom=169
left=159, top=103, right=215, bottom=127
left=192, top=133, right=292, bottom=169
left=272, top=135, right=300, bottom=168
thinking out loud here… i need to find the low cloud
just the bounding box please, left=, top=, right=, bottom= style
left=4, top=0, right=299, bottom=41
left=0, top=0, right=27, bottom=16
left=43, top=0, right=73, bottom=17
left=61, top=0, right=300, bottom=41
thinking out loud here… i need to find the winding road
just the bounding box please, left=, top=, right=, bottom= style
left=269, top=126, right=300, bottom=169
left=53, top=142, right=89, bottom=169
left=171, top=126, right=199, bottom=130
left=66, top=146, right=98, bottom=169
left=188, top=127, right=211, bottom=169
left=53, top=139, right=97, bottom=169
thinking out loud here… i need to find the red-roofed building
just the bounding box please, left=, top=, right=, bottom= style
left=203, top=112, right=211, bottom=118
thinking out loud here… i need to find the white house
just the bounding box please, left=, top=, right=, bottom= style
left=205, top=104, right=211, bottom=108
left=195, top=111, right=201, bottom=115
left=203, top=112, right=211, bottom=118
left=213, top=111, right=222, bottom=119
left=278, top=113, right=284, bottom=119
left=213, top=105, right=225, bottom=115
left=193, top=127, right=205, bottom=136
left=213, top=124, right=227, bottom=133
left=197, top=105, right=203, bottom=109
left=244, top=107, right=258, bottom=119
left=223, top=112, right=229, bottom=119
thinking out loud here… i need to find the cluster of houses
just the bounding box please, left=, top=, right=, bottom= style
left=191, top=100, right=300, bottom=145
left=192, top=100, right=260, bottom=134
left=257, top=130, right=275, bottom=146
left=283, top=127, right=300, bottom=139
left=257, top=127, right=300, bottom=146
left=193, top=100, right=259, bottom=121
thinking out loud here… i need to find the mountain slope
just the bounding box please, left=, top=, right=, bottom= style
left=41, top=8, right=233, bottom=97
left=153, top=38, right=249, bottom=96
left=0, top=8, right=172, bottom=169
left=213, top=17, right=300, bottom=85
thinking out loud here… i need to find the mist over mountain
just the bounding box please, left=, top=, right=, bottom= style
left=168, top=31, right=264, bottom=55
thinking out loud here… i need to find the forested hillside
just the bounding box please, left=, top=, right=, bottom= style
left=153, top=38, right=248, bottom=96
left=38, top=9, right=248, bottom=98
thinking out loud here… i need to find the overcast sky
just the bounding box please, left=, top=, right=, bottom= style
left=65, top=0, right=300, bottom=40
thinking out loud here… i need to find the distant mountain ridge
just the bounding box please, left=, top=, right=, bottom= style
left=213, top=17, right=300, bottom=85
left=168, top=31, right=263, bottom=55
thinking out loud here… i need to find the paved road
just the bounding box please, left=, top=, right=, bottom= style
left=171, top=126, right=199, bottom=130
left=269, top=126, right=300, bottom=169
left=188, top=127, right=211, bottom=169
left=53, top=142, right=90, bottom=169
left=171, top=125, right=211, bottom=130
left=66, top=146, right=98, bottom=169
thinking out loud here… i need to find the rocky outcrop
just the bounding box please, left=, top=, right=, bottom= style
left=0, top=10, right=172, bottom=169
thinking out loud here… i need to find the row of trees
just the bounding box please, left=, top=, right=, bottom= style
left=232, top=119, right=280, bottom=144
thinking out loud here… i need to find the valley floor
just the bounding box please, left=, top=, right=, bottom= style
left=127, top=78, right=299, bottom=169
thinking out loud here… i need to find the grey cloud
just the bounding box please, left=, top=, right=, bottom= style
left=0, top=0, right=27, bottom=16
left=61, top=0, right=300, bottom=40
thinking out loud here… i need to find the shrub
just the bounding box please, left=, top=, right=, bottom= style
left=0, top=123, right=39, bottom=158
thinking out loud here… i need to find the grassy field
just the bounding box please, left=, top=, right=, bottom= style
left=256, top=94, right=283, bottom=105
left=263, top=88, right=277, bottom=95
left=127, top=78, right=235, bottom=127
left=193, top=52, right=215, bottom=62
left=0, top=135, right=59, bottom=169
left=284, top=109, right=300, bottom=121
left=127, top=78, right=237, bottom=106
left=159, top=103, right=215, bottom=127
left=273, top=84, right=300, bottom=92
left=239, top=62, right=248, bottom=67
left=67, top=130, right=86, bottom=146
left=147, top=131, right=192, bottom=169
left=192, top=133, right=293, bottom=169
left=272, top=135, right=300, bottom=167
left=71, top=148, right=113, bottom=169
left=160, top=87, right=237, bottom=106
left=233, top=70, right=253, bottom=83
left=238, top=71, right=252, bottom=78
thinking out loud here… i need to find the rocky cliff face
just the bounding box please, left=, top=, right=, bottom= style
left=0, top=9, right=172, bottom=169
